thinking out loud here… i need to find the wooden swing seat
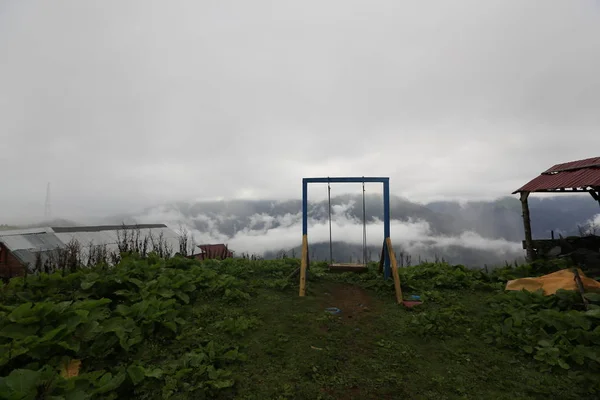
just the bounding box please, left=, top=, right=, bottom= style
left=328, top=263, right=368, bottom=272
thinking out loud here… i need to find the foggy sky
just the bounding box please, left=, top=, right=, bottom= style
left=1, top=0, right=599, bottom=224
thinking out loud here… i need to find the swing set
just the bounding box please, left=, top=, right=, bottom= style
left=325, top=176, right=369, bottom=272
left=298, top=177, right=403, bottom=304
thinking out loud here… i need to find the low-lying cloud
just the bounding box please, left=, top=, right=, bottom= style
left=133, top=202, right=525, bottom=263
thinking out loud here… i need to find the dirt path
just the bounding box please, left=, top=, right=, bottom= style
left=317, top=283, right=391, bottom=400
left=320, top=282, right=376, bottom=321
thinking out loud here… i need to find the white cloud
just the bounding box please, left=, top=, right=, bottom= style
left=135, top=202, right=524, bottom=261
left=584, top=213, right=600, bottom=234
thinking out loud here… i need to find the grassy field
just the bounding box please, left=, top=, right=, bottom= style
left=0, top=255, right=599, bottom=399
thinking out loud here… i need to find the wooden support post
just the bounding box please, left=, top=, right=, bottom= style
left=520, top=191, right=535, bottom=263
left=588, top=189, right=600, bottom=207
left=299, top=235, right=308, bottom=296
left=572, top=268, right=589, bottom=311
left=306, top=243, right=310, bottom=272
left=385, top=237, right=403, bottom=304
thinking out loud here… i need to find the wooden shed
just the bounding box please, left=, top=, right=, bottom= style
left=512, top=156, right=600, bottom=262
left=192, top=244, right=233, bottom=261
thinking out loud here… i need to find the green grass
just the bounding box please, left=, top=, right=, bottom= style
left=1, top=256, right=598, bottom=399
left=209, top=281, right=581, bottom=400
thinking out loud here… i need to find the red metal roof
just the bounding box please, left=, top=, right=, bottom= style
left=194, top=244, right=233, bottom=261
left=543, top=157, right=600, bottom=173
left=198, top=244, right=230, bottom=252
left=513, top=157, right=600, bottom=193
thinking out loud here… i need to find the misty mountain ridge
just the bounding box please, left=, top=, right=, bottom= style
left=8, top=195, right=599, bottom=268
left=123, top=194, right=599, bottom=241
left=125, top=194, right=600, bottom=267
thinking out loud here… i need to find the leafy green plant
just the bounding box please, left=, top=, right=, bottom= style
left=408, top=305, right=470, bottom=338
left=0, top=254, right=258, bottom=399
left=212, top=316, right=261, bottom=337
left=483, top=289, right=600, bottom=376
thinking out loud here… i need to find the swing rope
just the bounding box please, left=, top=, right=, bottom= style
left=362, top=177, right=367, bottom=266
left=327, top=177, right=368, bottom=266
left=327, top=178, right=333, bottom=265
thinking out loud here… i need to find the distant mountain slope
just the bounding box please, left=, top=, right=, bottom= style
left=125, top=194, right=599, bottom=242
left=15, top=195, right=599, bottom=242
left=8, top=194, right=598, bottom=268
left=129, top=194, right=597, bottom=267
left=426, top=195, right=599, bottom=240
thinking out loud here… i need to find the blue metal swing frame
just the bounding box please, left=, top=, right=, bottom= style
left=301, top=176, right=392, bottom=279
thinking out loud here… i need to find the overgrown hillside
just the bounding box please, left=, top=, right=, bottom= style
left=1, top=255, right=599, bottom=399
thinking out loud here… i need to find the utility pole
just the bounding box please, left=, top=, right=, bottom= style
left=45, top=182, right=51, bottom=220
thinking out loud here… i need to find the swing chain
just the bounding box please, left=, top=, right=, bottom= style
left=362, top=177, right=367, bottom=266
left=327, top=176, right=368, bottom=266
left=327, top=177, right=333, bottom=265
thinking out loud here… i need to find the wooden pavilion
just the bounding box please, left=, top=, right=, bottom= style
left=512, top=157, right=600, bottom=262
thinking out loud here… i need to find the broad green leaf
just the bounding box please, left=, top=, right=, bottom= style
left=4, top=368, right=41, bottom=397
left=144, top=368, right=163, bottom=379
left=73, top=298, right=111, bottom=310
left=174, top=368, right=193, bottom=380
left=102, top=317, right=135, bottom=333
left=40, top=324, right=68, bottom=342
left=58, top=340, right=81, bottom=352
left=130, top=301, right=149, bottom=317
left=175, top=292, right=189, bottom=304
left=80, top=281, right=96, bottom=290
left=585, top=309, right=600, bottom=318
left=557, top=359, right=570, bottom=370
left=94, top=371, right=127, bottom=394
left=77, top=321, right=102, bottom=342
left=157, top=288, right=174, bottom=298
left=0, top=344, right=30, bottom=366
left=128, top=278, right=144, bottom=288
left=8, top=303, right=37, bottom=324
left=73, top=310, right=90, bottom=319
left=114, top=305, right=130, bottom=316
left=64, top=315, right=83, bottom=331
left=584, top=293, right=600, bottom=302
left=127, top=365, right=145, bottom=385
left=207, top=366, right=231, bottom=381
left=208, top=379, right=235, bottom=389
left=45, top=301, right=74, bottom=316
left=522, top=345, right=534, bottom=354
left=0, top=323, right=39, bottom=339
left=162, top=321, right=178, bottom=333
left=65, top=389, right=89, bottom=400
left=206, top=341, right=216, bottom=360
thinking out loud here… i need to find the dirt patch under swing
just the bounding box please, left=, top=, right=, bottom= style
left=320, top=283, right=376, bottom=320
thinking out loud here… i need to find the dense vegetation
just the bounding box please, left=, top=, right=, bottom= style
left=1, top=252, right=599, bottom=399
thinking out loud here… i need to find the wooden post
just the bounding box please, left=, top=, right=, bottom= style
left=572, top=268, right=589, bottom=310
left=306, top=243, right=310, bottom=272
left=385, top=237, right=403, bottom=304
left=589, top=189, right=600, bottom=207
left=520, top=191, right=535, bottom=263
left=299, top=235, right=308, bottom=296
